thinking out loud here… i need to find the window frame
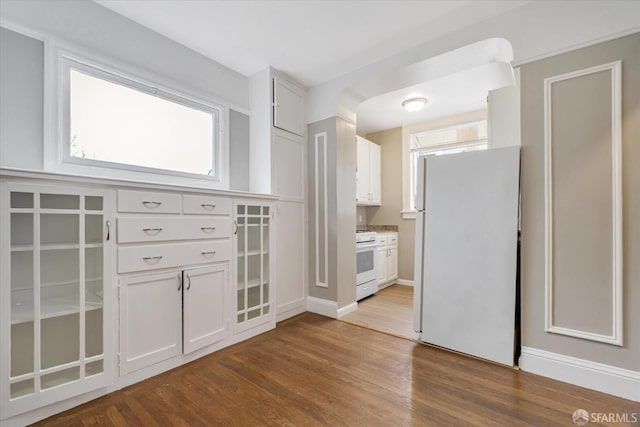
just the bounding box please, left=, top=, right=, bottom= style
left=406, top=119, right=488, bottom=215
left=44, top=41, right=229, bottom=189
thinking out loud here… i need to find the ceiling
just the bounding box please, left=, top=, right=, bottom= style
left=356, top=62, right=509, bottom=134
left=95, top=0, right=526, bottom=88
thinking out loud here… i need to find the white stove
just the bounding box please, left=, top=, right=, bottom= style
left=356, top=231, right=377, bottom=300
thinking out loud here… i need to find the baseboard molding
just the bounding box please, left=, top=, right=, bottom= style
left=277, top=298, right=307, bottom=322
left=306, top=296, right=338, bottom=318
left=337, top=302, right=358, bottom=318
left=519, top=346, right=640, bottom=402
left=396, top=279, right=414, bottom=287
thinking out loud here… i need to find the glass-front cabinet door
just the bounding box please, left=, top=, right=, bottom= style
left=0, top=183, right=114, bottom=419
left=234, top=202, right=273, bottom=333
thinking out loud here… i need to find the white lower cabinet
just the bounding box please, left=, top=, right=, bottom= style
left=0, top=183, right=114, bottom=419
left=1, top=176, right=276, bottom=424
left=182, top=265, right=228, bottom=354
left=119, top=265, right=229, bottom=374
left=234, top=202, right=274, bottom=333
left=119, top=272, right=182, bottom=375
left=376, top=232, right=398, bottom=286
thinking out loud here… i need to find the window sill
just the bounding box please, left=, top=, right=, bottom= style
left=401, top=210, right=417, bottom=220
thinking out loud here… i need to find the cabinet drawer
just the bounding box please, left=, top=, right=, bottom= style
left=118, top=240, right=231, bottom=273
left=376, top=236, right=387, bottom=246
left=118, top=190, right=181, bottom=214
left=183, top=195, right=231, bottom=215
left=118, top=217, right=232, bottom=243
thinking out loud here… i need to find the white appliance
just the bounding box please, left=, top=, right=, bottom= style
left=413, top=146, right=520, bottom=366
left=356, top=231, right=378, bottom=300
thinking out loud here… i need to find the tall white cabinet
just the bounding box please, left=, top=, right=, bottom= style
left=0, top=184, right=114, bottom=418
left=250, top=67, right=307, bottom=322
left=356, top=136, right=381, bottom=205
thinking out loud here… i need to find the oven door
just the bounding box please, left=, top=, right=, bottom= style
left=356, top=244, right=377, bottom=285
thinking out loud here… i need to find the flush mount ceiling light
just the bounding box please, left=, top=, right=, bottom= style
left=402, top=97, right=428, bottom=113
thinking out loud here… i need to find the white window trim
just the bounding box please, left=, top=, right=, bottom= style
left=44, top=40, right=230, bottom=189
left=400, top=110, right=488, bottom=219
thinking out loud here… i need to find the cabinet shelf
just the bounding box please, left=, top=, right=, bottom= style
left=11, top=243, right=103, bottom=252
left=11, top=293, right=104, bottom=325
left=238, top=279, right=268, bottom=290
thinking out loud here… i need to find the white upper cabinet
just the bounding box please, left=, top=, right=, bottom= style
left=273, top=77, right=304, bottom=136
left=356, top=136, right=381, bottom=206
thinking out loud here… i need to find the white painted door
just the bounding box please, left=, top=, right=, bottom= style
left=421, top=147, right=520, bottom=366
left=369, top=141, right=381, bottom=205
left=273, top=77, right=304, bottom=136
left=183, top=265, right=228, bottom=354
left=356, top=137, right=370, bottom=203
left=120, top=272, right=182, bottom=375
left=377, top=247, right=387, bottom=285
left=388, top=246, right=398, bottom=281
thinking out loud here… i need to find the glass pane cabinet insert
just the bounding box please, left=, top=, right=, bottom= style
left=234, top=203, right=272, bottom=332
left=0, top=184, right=113, bottom=419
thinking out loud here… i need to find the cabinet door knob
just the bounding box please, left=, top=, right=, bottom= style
left=186, top=274, right=192, bottom=291
left=177, top=274, right=182, bottom=291
left=105, top=220, right=111, bottom=241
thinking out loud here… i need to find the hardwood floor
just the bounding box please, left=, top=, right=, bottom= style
left=341, top=284, right=420, bottom=340
left=34, top=313, right=638, bottom=426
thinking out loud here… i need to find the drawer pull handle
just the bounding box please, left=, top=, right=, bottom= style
left=200, top=226, right=216, bottom=232
left=201, top=203, right=216, bottom=209
left=142, top=227, right=163, bottom=233
left=142, top=201, right=162, bottom=208
left=201, top=251, right=216, bottom=256
left=142, top=256, right=163, bottom=263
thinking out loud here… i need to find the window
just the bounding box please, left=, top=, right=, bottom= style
left=46, top=45, right=227, bottom=187
left=409, top=121, right=488, bottom=210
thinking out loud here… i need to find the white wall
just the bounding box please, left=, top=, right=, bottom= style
left=0, top=27, right=43, bottom=170
left=488, top=68, right=521, bottom=148
left=306, top=1, right=640, bottom=124
left=0, top=1, right=251, bottom=178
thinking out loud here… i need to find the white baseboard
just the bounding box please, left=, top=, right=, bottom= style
left=276, top=298, right=307, bottom=322
left=337, top=302, right=358, bottom=318
left=519, top=346, right=640, bottom=402
left=307, top=296, right=338, bottom=318
left=396, top=279, right=414, bottom=287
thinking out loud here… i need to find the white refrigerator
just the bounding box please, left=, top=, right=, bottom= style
left=413, top=146, right=520, bottom=366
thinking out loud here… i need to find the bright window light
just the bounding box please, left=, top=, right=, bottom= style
left=69, top=68, right=216, bottom=177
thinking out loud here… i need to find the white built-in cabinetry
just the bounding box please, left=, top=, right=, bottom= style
left=356, top=136, right=381, bottom=205
left=0, top=174, right=277, bottom=424
left=273, top=77, right=305, bottom=136
left=117, top=189, right=240, bottom=375
left=0, top=184, right=114, bottom=419
left=251, top=68, right=307, bottom=322
left=234, top=201, right=274, bottom=333
left=376, top=232, right=398, bottom=287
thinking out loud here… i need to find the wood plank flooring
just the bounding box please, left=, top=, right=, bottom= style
left=34, top=313, right=638, bottom=426
left=341, top=284, right=420, bottom=340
